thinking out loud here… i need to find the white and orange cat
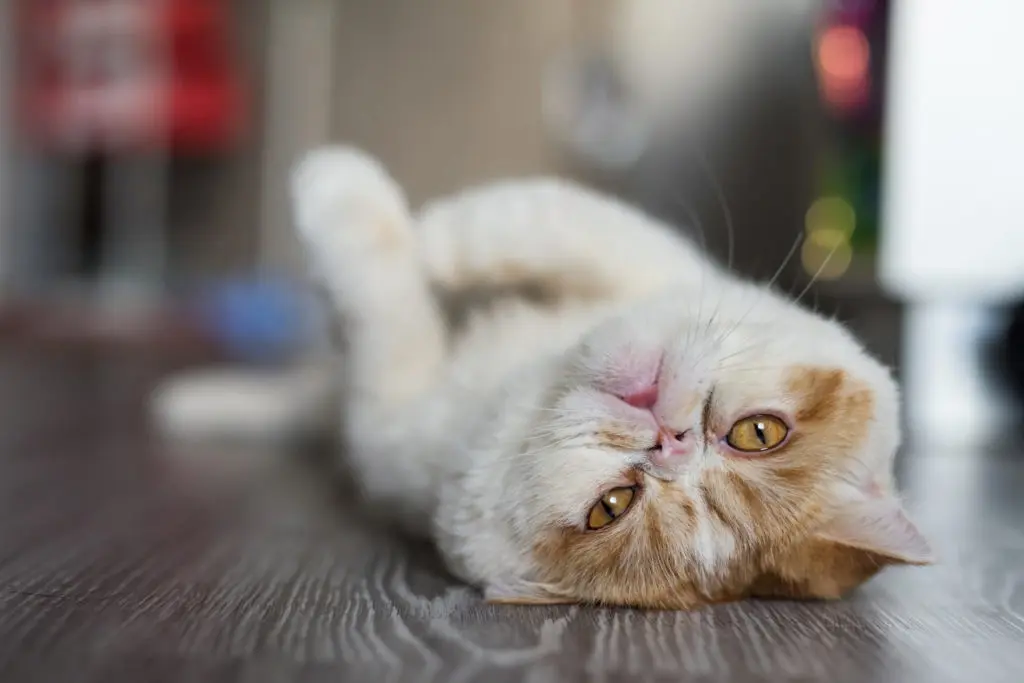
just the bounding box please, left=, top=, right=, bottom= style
left=268, top=145, right=933, bottom=609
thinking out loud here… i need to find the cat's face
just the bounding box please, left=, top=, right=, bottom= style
left=486, top=289, right=933, bottom=608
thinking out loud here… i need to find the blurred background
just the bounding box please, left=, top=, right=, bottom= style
left=0, top=0, right=1021, bottom=449
left=4, top=6, right=1024, bottom=679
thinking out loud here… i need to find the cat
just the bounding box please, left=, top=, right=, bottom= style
left=284, top=145, right=933, bottom=608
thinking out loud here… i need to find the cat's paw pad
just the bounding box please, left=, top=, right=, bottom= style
left=291, top=146, right=409, bottom=250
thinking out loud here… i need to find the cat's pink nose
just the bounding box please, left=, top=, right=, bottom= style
left=621, top=386, right=658, bottom=409
left=658, top=428, right=692, bottom=453
left=647, top=428, right=695, bottom=477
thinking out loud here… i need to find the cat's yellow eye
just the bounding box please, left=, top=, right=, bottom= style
left=726, top=415, right=789, bottom=452
left=587, top=486, right=637, bottom=530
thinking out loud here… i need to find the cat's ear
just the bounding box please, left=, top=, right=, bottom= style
left=816, top=488, right=935, bottom=565
left=484, top=580, right=577, bottom=606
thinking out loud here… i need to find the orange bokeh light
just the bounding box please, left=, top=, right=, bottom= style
left=816, top=25, right=870, bottom=109
left=818, top=25, right=870, bottom=83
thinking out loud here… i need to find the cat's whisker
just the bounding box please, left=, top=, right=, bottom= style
left=709, top=232, right=804, bottom=350
left=711, top=365, right=787, bottom=375
left=667, top=191, right=712, bottom=354
left=695, top=149, right=735, bottom=273
left=713, top=332, right=775, bottom=356
left=763, top=232, right=806, bottom=294
left=524, top=405, right=594, bottom=417
left=677, top=288, right=731, bottom=372
left=791, top=234, right=843, bottom=307
left=713, top=346, right=764, bottom=365
left=512, top=434, right=591, bottom=461
left=686, top=293, right=723, bottom=369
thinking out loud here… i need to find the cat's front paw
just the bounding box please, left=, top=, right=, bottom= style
left=291, top=146, right=411, bottom=253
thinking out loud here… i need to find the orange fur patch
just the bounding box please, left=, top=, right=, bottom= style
left=748, top=366, right=885, bottom=600
left=596, top=425, right=650, bottom=451
left=749, top=538, right=889, bottom=600
left=790, top=368, right=845, bottom=422
left=783, top=367, right=875, bottom=466
left=531, top=478, right=727, bottom=609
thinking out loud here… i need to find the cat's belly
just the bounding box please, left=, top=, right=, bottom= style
left=446, top=298, right=620, bottom=388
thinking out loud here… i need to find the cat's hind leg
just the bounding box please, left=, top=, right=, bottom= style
left=291, top=147, right=446, bottom=416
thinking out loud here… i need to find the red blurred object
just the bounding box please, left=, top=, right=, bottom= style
left=16, top=0, right=247, bottom=154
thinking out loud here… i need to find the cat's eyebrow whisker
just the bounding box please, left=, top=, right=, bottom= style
left=527, top=406, right=614, bottom=426
left=763, top=231, right=805, bottom=294
left=667, top=189, right=712, bottom=354
left=702, top=293, right=726, bottom=340
left=709, top=232, right=803, bottom=350
left=679, top=286, right=731, bottom=371
left=512, top=433, right=591, bottom=460
left=688, top=291, right=725, bottom=369
left=711, top=364, right=787, bottom=375
left=695, top=149, right=735, bottom=273
left=524, top=405, right=593, bottom=417
left=713, top=367, right=782, bottom=376
left=524, top=422, right=589, bottom=439
left=711, top=350, right=789, bottom=372
left=699, top=337, right=775, bottom=372
left=713, top=335, right=774, bottom=358
left=712, top=362, right=782, bottom=375
left=526, top=418, right=593, bottom=435
left=713, top=346, right=761, bottom=364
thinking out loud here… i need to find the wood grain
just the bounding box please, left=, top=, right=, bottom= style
left=0, top=349, right=1022, bottom=682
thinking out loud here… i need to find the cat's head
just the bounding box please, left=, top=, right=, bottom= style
left=483, top=285, right=933, bottom=608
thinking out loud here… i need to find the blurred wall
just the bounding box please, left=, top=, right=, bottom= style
left=0, top=1, right=830, bottom=306
left=258, top=0, right=578, bottom=274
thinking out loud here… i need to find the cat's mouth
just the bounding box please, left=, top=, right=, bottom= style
left=637, top=454, right=693, bottom=483
left=609, top=383, right=698, bottom=482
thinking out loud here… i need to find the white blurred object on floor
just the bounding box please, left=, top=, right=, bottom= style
left=152, top=361, right=336, bottom=444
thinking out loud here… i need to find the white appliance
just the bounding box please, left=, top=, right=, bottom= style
left=881, top=0, right=1024, bottom=446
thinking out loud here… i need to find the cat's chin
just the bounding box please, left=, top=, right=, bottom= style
left=481, top=577, right=742, bottom=610
left=478, top=563, right=887, bottom=610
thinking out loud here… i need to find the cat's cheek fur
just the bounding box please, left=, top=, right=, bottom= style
left=464, top=364, right=927, bottom=609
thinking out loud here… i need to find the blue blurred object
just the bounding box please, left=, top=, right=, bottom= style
left=198, top=276, right=318, bottom=363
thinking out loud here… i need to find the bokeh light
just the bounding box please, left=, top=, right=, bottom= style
left=801, top=227, right=853, bottom=280
left=818, top=26, right=870, bottom=82
left=805, top=196, right=856, bottom=237
left=816, top=25, right=870, bottom=109
left=802, top=196, right=856, bottom=280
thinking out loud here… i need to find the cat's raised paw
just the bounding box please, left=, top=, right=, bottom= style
left=291, top=146, right=411, bottom=252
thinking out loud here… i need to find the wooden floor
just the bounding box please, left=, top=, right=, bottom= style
left=0, top=349, right=1022, bottom=683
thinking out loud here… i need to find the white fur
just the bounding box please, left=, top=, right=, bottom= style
left=289, top=146, right=921, bottom=600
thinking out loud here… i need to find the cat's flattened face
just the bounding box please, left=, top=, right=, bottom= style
left=527, top=366, right=871, bottom=607
left=493, top=315, right=933, bottom=608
